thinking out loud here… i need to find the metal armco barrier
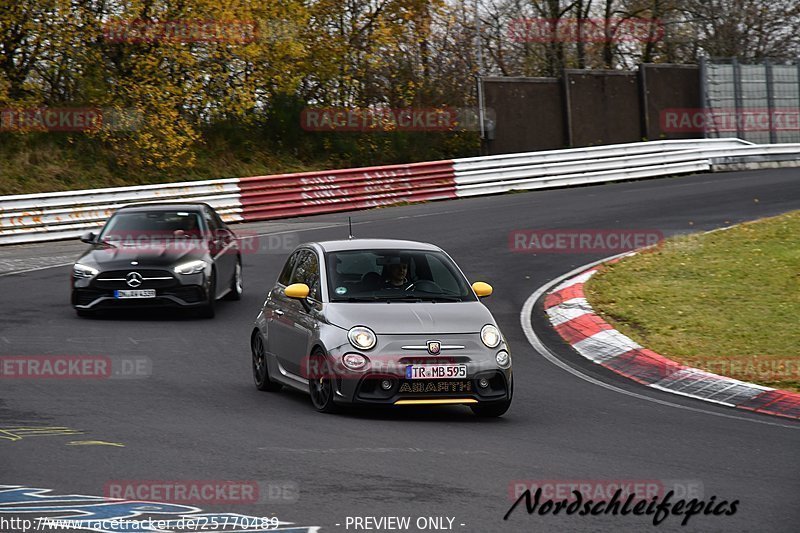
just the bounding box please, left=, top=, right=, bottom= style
left=1, top=138, right=798, bottom=245
left=0, top=161, right=456, bottom=245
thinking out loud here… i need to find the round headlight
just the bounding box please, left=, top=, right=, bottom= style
left=342, top=353, right=368, bottom=371
left=496, top=350, right=510, bottom=368
left=347, top=326, right=376, bottom=350
left=481, top=324, right=501, bottom=348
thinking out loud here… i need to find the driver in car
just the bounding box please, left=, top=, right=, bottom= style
left=383, top=256, right=410, bottom=288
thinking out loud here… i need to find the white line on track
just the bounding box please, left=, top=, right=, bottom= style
left=0, top=262, right=73, bottom=278
left=519, top=255, right=800, bottom=430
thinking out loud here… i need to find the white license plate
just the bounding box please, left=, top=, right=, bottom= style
left=405, top=364, right=467, bottom=380
left=114, top=289, right=156, bottom=299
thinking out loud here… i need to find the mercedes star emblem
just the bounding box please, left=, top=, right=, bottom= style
left=126, top=271, right=143, bottom=288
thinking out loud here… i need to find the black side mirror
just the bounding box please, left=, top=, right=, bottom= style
left=80, top=231, right=96, bottom=244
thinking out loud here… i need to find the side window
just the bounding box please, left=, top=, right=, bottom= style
left=290, top=250, right=321, bottom=300
left=212, top=209, right=226, bottom=230
left=278, top=251, right=301, bottom=286
left=204, top=208, right=219, bottom=233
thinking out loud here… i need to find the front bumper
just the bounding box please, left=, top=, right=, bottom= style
left=324, top=333, right=512, bottom=406
left=347, top=370, right=512, bottom=406
left=72, top=288, right=208, bottom=309
left=72, top=269, right=208, bottom=309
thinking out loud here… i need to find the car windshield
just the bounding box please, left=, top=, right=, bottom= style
left=326, top=249, right=476, bottom=302
left=99, top=210, right=205, bottom=241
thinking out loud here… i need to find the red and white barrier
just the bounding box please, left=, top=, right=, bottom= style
left=545, top=262, right=800, bottom=420
left=1, top=138, right=798, bottom=245
left=0, top=161, right=455, bottom=245
left=237, top=161, right=455, bottom=221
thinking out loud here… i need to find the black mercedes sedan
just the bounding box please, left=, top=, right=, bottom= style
left=71, top=203, right=242, bottom=318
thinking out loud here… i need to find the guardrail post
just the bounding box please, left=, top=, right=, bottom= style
left=638, top=64, right=649, bottom=140
left=562, top=69, right=573, bottom=147
left=765, top=60, right=776, bottom=144
left=732, top=58, right=744, bottom=140
left=699, top=57, right=709, bottom=139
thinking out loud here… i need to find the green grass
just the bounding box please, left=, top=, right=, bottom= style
left=585, top=211, right=800, bottom=392
left=0, top=133, right=329, bottom=195
left=0, top=126, right=478, bottom=196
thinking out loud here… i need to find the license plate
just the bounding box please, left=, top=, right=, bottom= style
left=114, top=289, right=156, bottom=299
left=405, top=364, right=467, bottom=380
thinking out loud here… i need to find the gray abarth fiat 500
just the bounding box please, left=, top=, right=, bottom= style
left=250, top=239, right=512, bottom=416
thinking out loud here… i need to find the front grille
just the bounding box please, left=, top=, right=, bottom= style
left=398, top=356, right=470, bottom=365
left=94, top=269, right=177, bottom=290
left=355, top=377, right=476, bottom=402
left=397, top=380, right=474, bottom=394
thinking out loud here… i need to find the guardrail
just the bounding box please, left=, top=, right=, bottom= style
left=453, top=140, right=800, bottom=197
left=0, top=161, right=455, bottom=245
left=1, top=138, right=798, bottom=245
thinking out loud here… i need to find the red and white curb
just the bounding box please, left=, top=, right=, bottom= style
left=543, top=258, right=800, bottom=421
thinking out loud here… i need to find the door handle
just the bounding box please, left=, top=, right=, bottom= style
left=274, top=309, right=285, bottom=316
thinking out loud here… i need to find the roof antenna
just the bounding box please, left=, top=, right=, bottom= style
left=348, top=217, right=354, bottom=239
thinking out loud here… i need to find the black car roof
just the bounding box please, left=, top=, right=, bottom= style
left=114, top=202, right=211, bottom=213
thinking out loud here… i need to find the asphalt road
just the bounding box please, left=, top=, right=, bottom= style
left=1, top=168, right=799, bottom=533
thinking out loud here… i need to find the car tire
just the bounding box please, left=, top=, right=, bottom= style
left=198, top=271, right=216, bottom=318
left=252, top=332, right=282, bottom=392
left=470, top=383, right=513, bottom=418
left=224, top=258, right=243, bottom=301
left=308, top=349, right=339, bottom=413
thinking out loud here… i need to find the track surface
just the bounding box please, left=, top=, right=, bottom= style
left=2, top=169, right=799, bottom=532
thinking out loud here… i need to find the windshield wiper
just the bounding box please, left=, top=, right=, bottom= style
left=377, top=295, right=464, bottom=302
left=339, top=295, right=462, bottom=303
left=340, top=295, right=423, bottom=303
left=381, top=295, right=425, bottom=302
left=424, top=296, right=462, bottom=302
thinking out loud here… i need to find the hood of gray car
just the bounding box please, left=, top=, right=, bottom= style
left=325, top=301, right=495, bottom=334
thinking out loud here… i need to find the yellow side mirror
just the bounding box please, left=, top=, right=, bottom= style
left=284, top=283, right=310, bottom=299
left=472, top=281, right=493, bottom=298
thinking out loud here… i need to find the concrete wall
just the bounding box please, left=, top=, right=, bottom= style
left=483, top=64, right=703, bottom=154
left=482, top=77, right=565, bottom=154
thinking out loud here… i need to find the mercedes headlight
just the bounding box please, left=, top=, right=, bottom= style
left=174, top=259, right=207, bottom=275
left=73, top=263, right=98, bottom=279
left=348, top=326, right=377, bottom=351
left=481, top=324, right=502, bottom=348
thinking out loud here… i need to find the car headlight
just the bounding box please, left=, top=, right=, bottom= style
left=348, top=326, right=376, bottom=351
left=342, top=353, right=369, bottom=371
left=73, top=263, right=99, bottom=279
left=481, top=324, right=501, bottom=348
left=496, top=350, right=511, bottom=368
left=174, top=259, right=207, bottom=275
